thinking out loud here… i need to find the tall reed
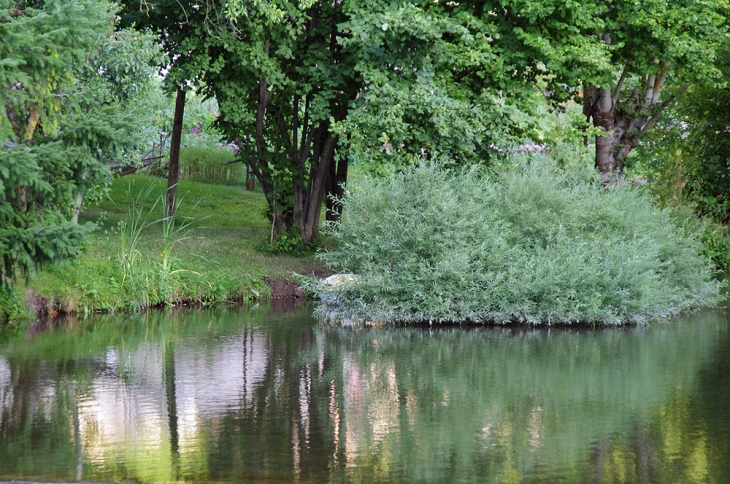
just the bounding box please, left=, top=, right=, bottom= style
left=116, top=183, right=203, bottom=310
left=117, top=183, right=159, bottom=309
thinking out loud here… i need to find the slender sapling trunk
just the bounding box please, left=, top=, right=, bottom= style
left=167, top=88, right=186, bottom=218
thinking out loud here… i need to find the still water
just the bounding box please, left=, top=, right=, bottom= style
left=0, top=301, right=729, bottom=483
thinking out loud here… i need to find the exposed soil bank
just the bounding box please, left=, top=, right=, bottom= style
left=21, top=267, right=331, bottom=320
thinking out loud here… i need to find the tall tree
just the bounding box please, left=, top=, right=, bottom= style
left=0, top=0, right=111, bottom=286
left=122, top=0, right=359, bottom=243
left=486, top=0, right=727, bottom=181
left=0, top=0, right=161, bottom=286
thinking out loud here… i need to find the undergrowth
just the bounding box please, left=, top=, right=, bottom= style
left=0, top=288, right=27, bottom=325
left=303, top=159, right=721, bottom=325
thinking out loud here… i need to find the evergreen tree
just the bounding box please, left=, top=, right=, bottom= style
left=0, top=0, right=159, bottom=286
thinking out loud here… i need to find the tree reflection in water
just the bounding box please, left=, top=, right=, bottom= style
left=0, top=305, right=728, bottom=482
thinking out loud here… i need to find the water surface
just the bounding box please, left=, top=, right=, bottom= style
left=0, top=302, right=729, bottom=482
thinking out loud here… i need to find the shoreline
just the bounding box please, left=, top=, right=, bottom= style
left=18, top=273, right=316, bottom=321
left=0, top=174, right=330, bottom=325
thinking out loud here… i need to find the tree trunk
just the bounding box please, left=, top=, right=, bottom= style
left=587, top=73, right=688, bottom=183
left=592, top=87, right=624, bottom=183
left=300, top=134, right=336, bottom=244
left=71, top=192, right=84, bottom=222
left=166, top=88, right=186, bottom=218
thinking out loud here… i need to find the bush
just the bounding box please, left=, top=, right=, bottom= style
left=0, top=287, right=29, bottom=325
left=305, top=160, right=720, bottom=325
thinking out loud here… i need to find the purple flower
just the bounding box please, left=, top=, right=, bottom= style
left=197, top=121, right=203, bottom=126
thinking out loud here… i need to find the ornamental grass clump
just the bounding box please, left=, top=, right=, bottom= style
left=307, top=161, right=720, bottom=325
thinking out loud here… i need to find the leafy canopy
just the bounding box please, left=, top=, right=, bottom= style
left=0, top=0, right=161, bottom=287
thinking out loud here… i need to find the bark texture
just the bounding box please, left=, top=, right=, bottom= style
left=586, top=60, right=688, bottom=183
left=166, top=88, right=186, bottom=218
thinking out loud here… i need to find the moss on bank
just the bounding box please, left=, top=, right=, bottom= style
left=1, top=175, right=321, bottom=322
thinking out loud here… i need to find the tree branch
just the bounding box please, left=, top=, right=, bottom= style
left=636, top=83, right=690, bottom=140
left=651, top=61, right=670, bottom=105
left=612, top=63, right=629, bottom=108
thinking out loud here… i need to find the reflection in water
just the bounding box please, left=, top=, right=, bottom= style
left=0, top=305, right=728, bottom=482
left=0, top=356, right=10, bottom=413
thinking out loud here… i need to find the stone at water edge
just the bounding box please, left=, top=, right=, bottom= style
left=321, top=273, right=359, bottom=288
left=318, top=274, right=386, bottom=327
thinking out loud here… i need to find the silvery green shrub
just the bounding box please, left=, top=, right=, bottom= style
left=306, top=160, right=720, bottom=325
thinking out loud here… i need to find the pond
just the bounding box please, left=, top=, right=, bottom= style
left=0, top=301, right=729, bottom=483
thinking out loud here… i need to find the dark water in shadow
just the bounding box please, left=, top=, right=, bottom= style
left=0, top=302, right=729, bottom=482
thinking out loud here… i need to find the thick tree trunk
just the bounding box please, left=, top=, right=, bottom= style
left=592, top=87, right=624, bottom=183
left=300, top=134, right=336, bottom=244
left=587, top=39, right=681, bottom=182
left=166, top=88, right=186, bottom=218
left=587, top=69, right=688, bottom=183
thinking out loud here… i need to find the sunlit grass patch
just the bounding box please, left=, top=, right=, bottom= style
left=24, top=175, right=318, bottom=314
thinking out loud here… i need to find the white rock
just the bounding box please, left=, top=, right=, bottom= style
left=321, top=273, right=359, bottom=288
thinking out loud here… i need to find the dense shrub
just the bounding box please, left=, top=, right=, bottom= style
left=305, top=161, right=720, bottom=325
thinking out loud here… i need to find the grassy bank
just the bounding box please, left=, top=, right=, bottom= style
left=4, top=174, right=321, bottom=321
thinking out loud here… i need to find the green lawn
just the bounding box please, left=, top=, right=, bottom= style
left=22, top=174, right=322, bottom=315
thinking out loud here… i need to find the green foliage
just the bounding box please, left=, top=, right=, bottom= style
left=120, top=0, right=730, bottom=238
left=632, top=83, right=730, bottom=220
left=697, top=221, right=730, bottom=270
left=665, top=205, right=730, bottom=271
left=142, top=91, right=230, bottom=154
left=259, top=226, right=325, bottom=256
left=20, top=174, right=317, bottom=313
left=0, top=0, right=112, bottom=286
left=65, top=27, right=164, bottom=169
left=120, top=0, right=552, bottom=242
left=630, top=67, right=730, bottom=267
left=334, top=1, right=550, bottom=171
left=0, top=286, right=27, bottom=324
left=306, top=160, right=720, bottom=325
left=496, top=0, right=727, bottom=92
left=263, top=229, right=303, bottom=256
left=0, top=1, right=163, bottom=287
